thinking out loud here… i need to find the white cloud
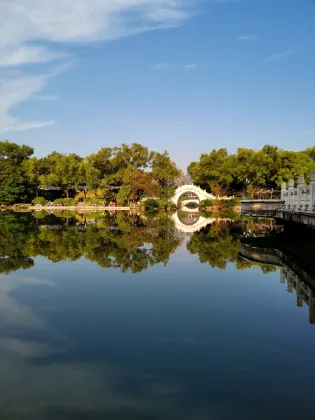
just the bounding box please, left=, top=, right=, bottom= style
left=263, top=48, right=301, bottom=63
left=0, top=0, right=197, bottom=133
left=0, top=46, right=67, bottom=67
left=0, top=1, right=195, bottom=52
left=151, top=63, right=173, bottom=70
left=0, top=72, right=57, bottom=133
left=183, top=63, right=199, bottom=69
left=236, top=35, right=257, bottom=41
left=33, top=94, right=60, bottom=102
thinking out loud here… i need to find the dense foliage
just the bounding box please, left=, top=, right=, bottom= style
left=0, top=140, right=182, bottom=205
left=2, top=139, right=315, bottom=204
left=0, top=212, right=279, bottom=275
left=188, top=145, right=315, bottom=196
left=0, top=211, right=283, bottom=277
left=186, top=220, right=277, bottom=273
left=0, top=212, right=183, bottom=274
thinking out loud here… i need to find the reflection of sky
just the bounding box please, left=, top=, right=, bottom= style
left=1, top=247, right=315, bottom=419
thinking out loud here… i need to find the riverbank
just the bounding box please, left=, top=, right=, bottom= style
left=31, top=205, right=132, bottom=211
left=1, top=204, right=133, bottom=212
left=204, top=204, right=241, bottom=213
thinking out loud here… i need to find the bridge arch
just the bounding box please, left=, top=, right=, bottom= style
left=171, top=185, right=215, bottom=207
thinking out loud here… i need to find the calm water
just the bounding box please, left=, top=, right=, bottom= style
left=1, top=210, right=315, bottom=419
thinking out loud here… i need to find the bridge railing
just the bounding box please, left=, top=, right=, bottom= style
left=281, top=171, right=315, bottom=213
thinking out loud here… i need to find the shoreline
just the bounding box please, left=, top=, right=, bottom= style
left=31, top=205, right=132, bottom=211
left=1, top=205, right=132, bottom=212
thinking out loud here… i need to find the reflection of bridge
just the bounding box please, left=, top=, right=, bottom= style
left=171, top=212, right=229, bottom=234
left=181, top=206, right=199, bottom=213
left=240, top=243, right=315, bottom=324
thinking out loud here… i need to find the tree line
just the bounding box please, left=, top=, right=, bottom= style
left=188, top=145, right=315, bottom=197
left=0, top=140, right=183, bottom=205
left=1, top=139, right=315, bottom=204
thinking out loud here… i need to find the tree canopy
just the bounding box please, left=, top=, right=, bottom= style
left=188, top=145, right=315, bottom=195
left=0, top=140, right=181, bottom=205
left=1, top=139, right=315, bottom=204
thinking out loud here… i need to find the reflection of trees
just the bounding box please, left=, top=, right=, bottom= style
left=187, top=221, right=276, bottom=273
left=0, top=212, right=183, bottom=275
left=0, top=212, right=35, bottom=274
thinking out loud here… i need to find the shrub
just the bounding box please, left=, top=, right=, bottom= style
left=144, top=199, right=160, bottom=214
left=83, top=198, right=105, bottom=205
left=200, top=199, right=213, bottom=207
left=32, top=197, right=47, bottom=206
left=155, top=199, right=177, bottom=211
left=53, top=198, right=77, bottom=206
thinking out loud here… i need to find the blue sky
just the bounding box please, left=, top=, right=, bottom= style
left=0, top=0, right=314, bottom=169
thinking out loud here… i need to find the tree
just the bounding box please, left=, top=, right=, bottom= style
left=116, top=185, right=132, bottom=205
left=39, top=153, right=83, bottom=197
left=86, top=147, right=113, bottom=178
left=122, top=169, right=161, bottom=201
left=0, top=140, right=34, bottom=204
left=86, top=166, right=101, bottom=194
left=188, top=149, right=235, bottom=192
left=151, top=151, right=181, bottom=197
left=151, top=151, right=180, bottom=187
left=188, top=145, right=315, bottom=195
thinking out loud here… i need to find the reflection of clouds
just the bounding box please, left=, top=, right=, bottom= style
left=0, top=275, right=53, bottom=331
left=0, top=356, right=191, bottom=419
left=0, top=338, right=62, bottom=358
left=0, top=274, right=193, bottom=418
left=0, top=274, right=267, bottom=420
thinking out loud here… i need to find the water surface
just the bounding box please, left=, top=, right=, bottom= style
left=0, top=211, right=314, bottom=419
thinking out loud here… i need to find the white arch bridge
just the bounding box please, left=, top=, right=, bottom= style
left=171, top=185, right=232, bottom=207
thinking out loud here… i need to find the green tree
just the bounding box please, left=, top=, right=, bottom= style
left=39, top=153, right=83, bottom=197
left=122, top=169, right=161, bottom=201
left=188, top=148, right=235, bottom=192
left=0, top=140, right=34, bottom=204
left=151, top=151, right=181, bottom=197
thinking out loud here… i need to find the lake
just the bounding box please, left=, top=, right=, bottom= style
left=0, top=210, right=315, bottom=419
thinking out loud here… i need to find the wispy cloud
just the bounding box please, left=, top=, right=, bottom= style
left=236, top=35, right=257, bottom=41
left=0, top=1, right=197, bottom=64
left=183, top=64, right=199, bottom=69
left=33, top=94, right=60, bottom=102
left=151, top=63, right=200, bottom=70
left=0, top=0, right=199, bottom=133
left=151, top=63, right=173, bottom=70
left=263, top=47, right=301, bottom=63
left=0, top=46, right=67, bottom=67
left=0, top=71, right=62, bottom=133
left=211, top=0, right=239, bottom=3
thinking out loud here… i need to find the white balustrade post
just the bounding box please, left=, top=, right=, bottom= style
left=310, top=170, right=315, bottom=212
left=281, top=182, right=288, bottom=209
left=288, top=179, right=294, bottom=210
left=297, top=175, right=305, bottom=211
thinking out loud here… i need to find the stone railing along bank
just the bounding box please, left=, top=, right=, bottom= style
left=281, top=171, right=315, bottom=213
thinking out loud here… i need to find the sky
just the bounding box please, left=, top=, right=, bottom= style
left=0, top=0, right=314, bottom=169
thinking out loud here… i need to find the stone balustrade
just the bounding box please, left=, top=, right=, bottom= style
left=281, top=171, right=315, bottom=213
